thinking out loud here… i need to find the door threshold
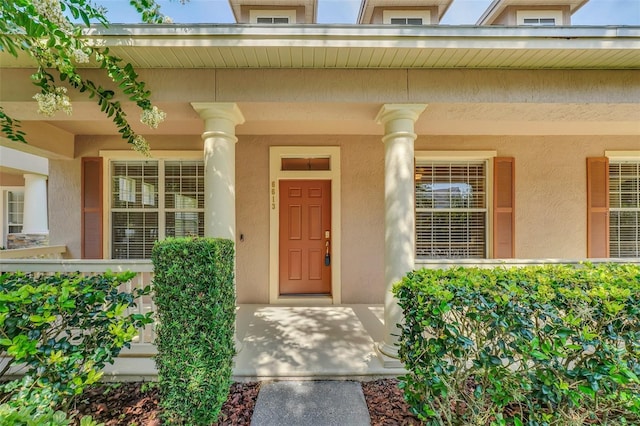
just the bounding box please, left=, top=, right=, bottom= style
left=273, top=295, right=334, bottom=305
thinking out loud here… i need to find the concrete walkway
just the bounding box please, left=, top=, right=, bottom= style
left=250, top=381, right=371, bottom=426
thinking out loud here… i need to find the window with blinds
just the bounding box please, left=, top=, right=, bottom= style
left=609, top=161, right=640, bottom=257
left=111, top=160, right=204, bottom=259
left=7, top=191, right=24, bottom=234
left=415, top=161, right=487, bottom=259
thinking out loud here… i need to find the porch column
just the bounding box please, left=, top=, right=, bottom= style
left=22, top=173, right=49, bottom=235
left=191, top=103, right=245, bottom=240
left=376, top=104, right=427, bottom=362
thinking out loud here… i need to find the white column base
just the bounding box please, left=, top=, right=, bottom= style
left=374, top=343, right=405, bottom=369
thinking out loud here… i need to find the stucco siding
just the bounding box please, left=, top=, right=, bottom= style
left=45, top=134, right=639, bottom=303
left=235, top=136, right=272, bottom=303
left=49, top=158, right=81, bottom=258
left=0, top=173, right=25, bottom=186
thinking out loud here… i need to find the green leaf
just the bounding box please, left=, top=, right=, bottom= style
left=578, top=385, right=596, bottom=398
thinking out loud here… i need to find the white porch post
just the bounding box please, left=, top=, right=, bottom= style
left=191, top=103, right=245, bottom=240
left=375, top=104, right=426, bottom=363
left=22, top=173, right=49, bottom=235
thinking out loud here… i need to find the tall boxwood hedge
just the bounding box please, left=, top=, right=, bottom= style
left=152, top=237, right=236, bottom=425
left=394, top=263, right=640, bottom=426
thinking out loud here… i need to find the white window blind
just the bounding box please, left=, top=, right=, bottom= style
left=415, top=161, right=487, bottom=259
left=111, top=160, right=204, bottom=259
left=7, top=191, right=24, bottom=234
left=164, top=161, right=204, bottom=238
left=609, top=161, right=640, bottom=257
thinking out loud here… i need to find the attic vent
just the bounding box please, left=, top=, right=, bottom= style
left=516, top=10, right=562, bottom=26
left=390, top=18, right=423, bottom=25
left=257, top=17, right=289, bottom=24
left=383, top=10, right=430, bottom=25
left=523, top=18, right=556, bottom=25
left=250, top=9, right=296, bottom=24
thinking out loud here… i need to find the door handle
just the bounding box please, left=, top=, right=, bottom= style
left=325, top=240, right=330, bottom=266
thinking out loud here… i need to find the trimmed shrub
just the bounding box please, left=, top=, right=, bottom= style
left=0, top=271, right=152, bottom=410
left=152, top=237, right=236, bottom=425
left=394, top=263, right=640, bottom=425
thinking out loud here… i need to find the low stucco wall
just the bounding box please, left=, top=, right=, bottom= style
left=47, top=134, right=638, bottom=304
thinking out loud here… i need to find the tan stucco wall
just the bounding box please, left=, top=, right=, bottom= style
left=7, top=69, right=637, bottom=105
left=49, top=158, right=80, bottom=257
left=0, top=173, right=25, bottom=186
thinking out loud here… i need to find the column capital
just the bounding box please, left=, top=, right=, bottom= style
left=375, top=104, right=427, bottom=125
left=191, top=102, right=245, bottom=126
left=23, top=173, right=48, bottom=181
left=376, top=104, right=427, bottom=124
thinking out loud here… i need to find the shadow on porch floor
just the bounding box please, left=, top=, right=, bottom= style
left=103, top=304, right=407, bottom=381
left=233, top=304, right=406, bottom=380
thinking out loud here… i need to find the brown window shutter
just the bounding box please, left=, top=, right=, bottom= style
left=81, top=157, right=103, bottom=259
left=587, top=157, right=609, bottom=258
left=493, top=157, right=515, bottom=258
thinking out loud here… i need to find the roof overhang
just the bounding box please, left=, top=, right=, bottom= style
left=228, top=0, right=317, bottom=24
left=1, top=24, right=639, bottom=70
left=358, top=0, right=454, bottom=24
left=477, top=0, right=590, bottom=25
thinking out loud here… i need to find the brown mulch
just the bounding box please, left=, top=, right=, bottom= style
left=69, top=378, right=420, bottom=425
left=69, top=381, right=260, bottom=425
left=362, top=378, right=424, bottom=426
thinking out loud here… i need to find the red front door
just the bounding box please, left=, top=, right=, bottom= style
left=279, top=180, right=331, bottom=295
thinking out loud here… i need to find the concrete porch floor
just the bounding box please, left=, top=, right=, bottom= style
left=104, top=304, right=407, bottom=381
left=233, top=304, right=406, bottom=380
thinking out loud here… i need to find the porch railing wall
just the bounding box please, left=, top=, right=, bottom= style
left=2, top=257, right=639, bottom=357
left=0, top=245, right=67, bottom=260
left=0, top=259, right=155, bottom=355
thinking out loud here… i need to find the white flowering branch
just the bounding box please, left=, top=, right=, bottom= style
left=0, top=0, right=185, bottom=155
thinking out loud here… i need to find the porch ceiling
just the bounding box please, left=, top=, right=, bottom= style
left=1, top=25, right=639, bottom=69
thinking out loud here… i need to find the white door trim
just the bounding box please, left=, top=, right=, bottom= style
left=269, top=146, right=341, bottom=305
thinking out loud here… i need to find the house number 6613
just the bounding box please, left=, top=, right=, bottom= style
left=271, top=181, right=276, bottom=209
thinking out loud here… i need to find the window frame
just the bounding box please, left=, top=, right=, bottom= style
left=100, top=151, right=204, bottom=259
left=606, top=151, right=640, bottom=258
left=6, top=189, right=24, bottom=235
left=414, top=151, right=496, bottom=260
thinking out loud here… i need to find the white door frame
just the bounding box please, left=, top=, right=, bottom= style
left=269, top=146, right=341, bottom=304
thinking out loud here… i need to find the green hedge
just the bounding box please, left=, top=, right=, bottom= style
left=152, top=237, right=236, bottom=425
left=394, top=263, right=640, bottom=425
left=0, top=271, right=150, bottom=425
left=0, top=271, right=152, bottom=407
